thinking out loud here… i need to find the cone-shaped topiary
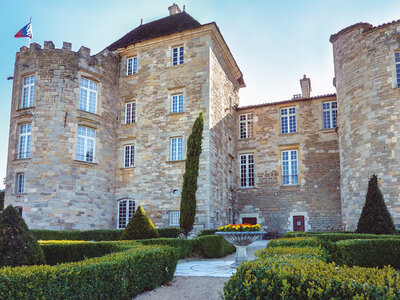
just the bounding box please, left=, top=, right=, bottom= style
left=0, top=205, right=45, bottom=267
left=120, top=205, right=159, bottom=240
left=356, top=174, right=396, bottom=234
left=180, top=112, right=204, bottom=237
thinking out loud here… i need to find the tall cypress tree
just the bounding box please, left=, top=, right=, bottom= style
left=356, top=174, right=396, bottom=234
left=180, top=112, right=204, bottom=237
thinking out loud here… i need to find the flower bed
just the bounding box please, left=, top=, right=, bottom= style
left=218, top=223, right=261, bottom=232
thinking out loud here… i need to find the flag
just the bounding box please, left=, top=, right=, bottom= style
left=15, top=21, right=33, bottom=38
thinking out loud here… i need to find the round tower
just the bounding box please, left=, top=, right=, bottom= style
left=331, top=21, right=400, bottom=230
left=5, top=41, right=120, bottom=230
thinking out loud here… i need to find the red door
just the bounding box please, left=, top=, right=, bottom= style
left=242, top=217, right=257, bottom=225
left=293, top=216, right=305, bottom=231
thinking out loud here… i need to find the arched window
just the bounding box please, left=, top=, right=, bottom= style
left=117, top=198, right=135, bottom=229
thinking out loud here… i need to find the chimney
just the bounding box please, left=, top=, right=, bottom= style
left=300, top=75, right=311, bottom=98
left=168, top=3, right=181, bottom=15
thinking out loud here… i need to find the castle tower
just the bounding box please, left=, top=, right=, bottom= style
left=331, top=21, right=400, bottom=230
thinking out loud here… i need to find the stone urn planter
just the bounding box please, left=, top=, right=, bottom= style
left=215, top=231, right=266, bottom=266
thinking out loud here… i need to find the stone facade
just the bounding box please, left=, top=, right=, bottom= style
left=5, top=7, right=400, bottom=234
left=331, top=21, right=400, bottom=231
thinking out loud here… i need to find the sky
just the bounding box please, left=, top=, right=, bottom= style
left=0, top=0, right=399, bottom=189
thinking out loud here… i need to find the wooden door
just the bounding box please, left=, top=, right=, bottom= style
left=293, top=215, right=305, bottom=231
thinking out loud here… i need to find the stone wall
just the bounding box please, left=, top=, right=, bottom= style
left=331, top=22, right=400, bottom=230
left=5, top=42, right=119, bottom=229
left=236, top=95, right=342, bottom=234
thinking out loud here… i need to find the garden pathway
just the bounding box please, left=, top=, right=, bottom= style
left=134, top=240, right=268, bottom=300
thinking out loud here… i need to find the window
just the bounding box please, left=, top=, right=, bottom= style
left=76, top=126, right=95, bottom=162
left=125, top=102, right=136, bottom=124
left=124, top=145, right=134, bottom=168
left=21, top=75, right=35, bottom=108
left=281, top=150, right=298, bottom=185
left=322, top=101, right=337, bottom=129
left=15, top=206, right=23, bottom=216
left=79, top=78, right=98, bottom=114
left=239, top=113, right=254, bottom=139
left=396, top=52, right=400, bottom=87
left=281, top=107, right=296, bottom=134
left=127, top=57, right=138, bottom=75
left=170, top=137, right=183, bottom=161
left=172, top=46, right=184, bottom=65
left=240, top=154, right=254, bottom=187
left=169, top=210, right=180, bottom=226
left=16, top=173, right=25, bottom=194
left=117, top=198, right=135, bottom=229
left=171, top=94, right=183, bottom=113
left=18, top=123, right=31, bottom=159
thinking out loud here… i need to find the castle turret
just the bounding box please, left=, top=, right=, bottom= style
left=331, top=21, right=400, bottom=230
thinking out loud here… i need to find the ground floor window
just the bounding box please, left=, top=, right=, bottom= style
left=117, top=198, right=135, bottom=229
left=169, top=210, right=180, bottom=226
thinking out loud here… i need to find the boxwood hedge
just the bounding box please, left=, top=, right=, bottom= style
left=0, top=243, right=177, bottom=299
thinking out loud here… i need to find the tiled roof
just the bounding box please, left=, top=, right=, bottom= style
left=236, top=93, right=337, bottom=110
left=107, top=12, right=202, bottom=51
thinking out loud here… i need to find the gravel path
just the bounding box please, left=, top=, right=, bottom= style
left=134, top=276, right=227, bottom=300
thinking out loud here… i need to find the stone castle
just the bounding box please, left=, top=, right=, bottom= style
left=5, top=4, right=400, bottom=234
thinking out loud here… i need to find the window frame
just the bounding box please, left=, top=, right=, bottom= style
left=79, top=78, right=98, bottom=114
left=21, top=75, right=35, bottom=109
left=18, top=123, right=32, bottom=159
left=171, top=94, right=184, bottom=113
left=117, top=198, right=135, bottom=229
left=395, top=52, right=400, bottom=88
left=76, top=125, right=96, bottom=163
left=281, top=149, right=299, bottom=186
left=125, top=102, right=136, bottom=124
left=170, top=137, right=183, bottom=161
left=172, top=46, right=184, bottom=66
left=16, top=173, right=25, bottom=194
left=123, top=145, right=135, bottom=168
left=169, top=210, right=180, bottom=227
left=322, top=101, right=337, bottom=129
left=240, top=153, right=255, bottom=188
left=280, top=107, right=297, bottom=134
left=239, top=113, right=254, bottom=139
left=126, top=56, right=138, bottom=76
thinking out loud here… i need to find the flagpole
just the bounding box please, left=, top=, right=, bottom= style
left=28, top=17, right=32, bottom=47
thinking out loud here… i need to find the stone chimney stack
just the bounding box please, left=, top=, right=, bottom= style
left=300, top=75, right=311, bottom=98
left=168, top=3, right=181, bottom=15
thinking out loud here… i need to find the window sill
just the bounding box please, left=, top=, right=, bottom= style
left=239, top=186, right=255, bottom=189
left=169, top=111, right=184, bottom=115
left=279, top=132, right=298, bottom=136
left=238, top=137, right=255, bottom=141
left=123, top=73, right=138, bottom=82
left=166, top=160, right=185, bottom=163
left=16, top=106, right=35, bottom=112
left=73, top=160, right=98, bottom=166
left=320, top=128, right=337, bottom=133
left=14, top=158, right=31, bottom=162
left=281, top=184, right=300, bottom=188
left=122, top=122, right=136, bottom=126
left=11, top=193, right=27, bottom=196
left=170, top=63, right=184, bottom=69
left=120, top=166, right=135, bottom=170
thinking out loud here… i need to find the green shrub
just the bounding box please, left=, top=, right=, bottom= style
left=157, top=227, right=184, bottom=238
left=137, top=238, right=195, bottom=258
left=121, top=205, right=158, bottom=240
left=39, top=241, right=132, bottom=265
left=256, top=245, right=328, bottom=261
left=332, top=238, right=400, bottom=268
left=0, top=244, right=178, bottom=299
left=357, top=174, right=396, bottom=234
left=195, top=235, right=235, bottom=258
left=283, top=231, right=399, bottom=243
left=31, top=229, right=122, bottom=241
left=267, top=237, right=320, bottom=248
left=223, top=256, right=400, bottom=299
left=0, top=205, right=45, bottom=267
left=197, top=228, right=218, bottom=237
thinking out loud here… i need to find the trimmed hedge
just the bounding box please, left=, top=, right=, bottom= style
left=283, top=231, right=400, bottom=242
left=137, top=238, right=195, bottom=259
left=223, top=255, right=400, bottom=299
left=197, top=229, right=218, bottom=237
left=39, top=241, right=132, bottom=265
left=195, top=235, right=235, bottom=258
left=157, top=227, right=184, bottom=238
left=31, top=229, right=122, bottom=241
left=267, top=237, right=321, bottom=248
left=256, top=245, right=328, bottom=261
left=332, top=238, right=400, bottom=268
left=0, top=244, right=178, bottom=299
